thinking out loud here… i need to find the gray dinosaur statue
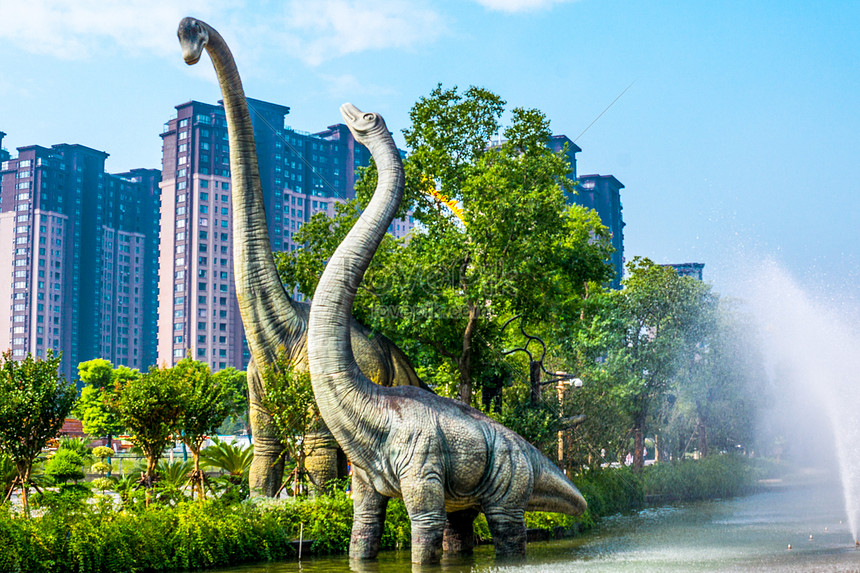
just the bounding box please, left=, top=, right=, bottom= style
left=176, top=17, right=429, bottom=497
left=307, top=104, right=588, bottom=564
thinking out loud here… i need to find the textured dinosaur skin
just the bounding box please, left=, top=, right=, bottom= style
left=176, top=17, right=428, bottom=497
left=307, top=104, right=588, bottom=564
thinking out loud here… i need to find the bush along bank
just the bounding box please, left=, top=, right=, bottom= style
left=0, top=455, right=760, bottom=572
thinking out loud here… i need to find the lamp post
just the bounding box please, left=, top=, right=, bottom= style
left=555, top=375, right=584, bottom=470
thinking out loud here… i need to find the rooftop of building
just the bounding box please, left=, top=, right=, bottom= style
left=577, top=173, right=625, bottom=189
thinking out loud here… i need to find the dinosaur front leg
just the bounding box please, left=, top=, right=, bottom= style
left=484, top=507, right=527, bottom=557
left=443, top=508, right=479, bottom=555
left=350, top=467, right=389, bottom=560
left=402, top=475, right=446, bottom=564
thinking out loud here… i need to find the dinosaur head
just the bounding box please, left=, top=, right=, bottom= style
left=340, top=103, right=388, bottom=146
left=177, top=17, right=209, bottom=65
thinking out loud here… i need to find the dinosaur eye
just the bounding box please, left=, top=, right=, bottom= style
left=363, top=113, right=375, bottom=121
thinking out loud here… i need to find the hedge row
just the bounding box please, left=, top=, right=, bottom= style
left=0, top=455, right=758, bottom=572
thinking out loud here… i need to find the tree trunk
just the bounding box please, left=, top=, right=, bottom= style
left=191, top=448, right=205, bottom=501
left=457, top=305, right=479, bottom=405
left=633, top=427, right=645, bottom=471
left=529, top=361, right=542, bottom=405
left=697, top=421, right=709, bottom=457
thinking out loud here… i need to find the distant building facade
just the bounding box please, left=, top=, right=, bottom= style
left=574, top=174, right=626, bottom=289
left=665, top=262, right=705, bottom=281
left=495, top=134, right=626, bottom=289
left=0, top=132, right=9, bottom=163
left=157, top=98, right=411, bottom=372
left=0, top=143, right=160, bottom=380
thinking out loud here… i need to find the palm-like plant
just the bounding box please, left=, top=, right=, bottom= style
left=201, top=438, right=254, bottom=502
left=155, top=460, right=194, bottom=506
left=157, top=460, right=194, bottom=486
left=200, top=437, right=253, bottom=481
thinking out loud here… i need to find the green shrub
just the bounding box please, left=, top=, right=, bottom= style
left=0, top=455, right=761, bottom=571
left=45, top=449, right=85, bottom=485
left=642, top=454, right=756, bottom=501
left=573, top=466, right=643, bottom=518
left=381, top=498, right=411, bottom=549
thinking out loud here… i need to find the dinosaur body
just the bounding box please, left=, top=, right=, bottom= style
left=307, top=104, right=587, bottom=564
left=176, top=17, right=427, bottom=497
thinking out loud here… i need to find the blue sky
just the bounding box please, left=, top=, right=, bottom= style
left=1, top=0, right=858, bottom=298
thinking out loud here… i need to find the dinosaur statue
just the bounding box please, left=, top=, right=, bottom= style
left=307, top=104, right=588, bottom=564
left=176, top=17, right=429, bottom=497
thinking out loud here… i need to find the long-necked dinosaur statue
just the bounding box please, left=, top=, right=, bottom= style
left=176, top=17, right=429, bottom=497
left=307, top=104, right=588, bottom=564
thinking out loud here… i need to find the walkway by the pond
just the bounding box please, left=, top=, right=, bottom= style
left=212, top=473, right=860, bottom=572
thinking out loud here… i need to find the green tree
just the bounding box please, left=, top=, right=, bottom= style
left=0, top=351, right=76, bottom=512
left=73, top=359, right=140, bottom=450
left=110, top=365, right=183, bottom=496
left=589, top=258, right=716, bottom=470
left=660, top=298, right=767, bottom=460
left=173, top=357, right=230, bottom=500
left=278, top=85, right=613, bottom=407
left=260, top=349, right=319, bottom=494
left=213, top=367, right=248, bottom=435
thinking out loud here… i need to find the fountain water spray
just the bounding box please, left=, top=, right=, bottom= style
left=747, top=261, right=860, bottom=543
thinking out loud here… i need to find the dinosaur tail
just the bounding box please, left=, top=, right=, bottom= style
left=528, top=457, right=588, bottom=515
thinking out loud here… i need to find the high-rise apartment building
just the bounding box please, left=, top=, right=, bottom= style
left=574, top=174, right=625, bottom=289
left=0, top=132, right=9, bottom=163
left=0, top=143, right=160, bottom=380
left=548, top=135, right=626, bottom=289
left=665, top=263, right=705, bottom=281
left=157, top=97, right=410, bottom=371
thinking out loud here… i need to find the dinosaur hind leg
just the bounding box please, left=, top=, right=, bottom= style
left=247, top=361, right=285, bottom=497
left=484, top=507, right=527, bottom=557
left=443, top=508, right=479, bottom=555
left=350, top=468, right=389, bottom=560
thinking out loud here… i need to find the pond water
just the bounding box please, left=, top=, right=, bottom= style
left=214, top=474, right=860, bottom=572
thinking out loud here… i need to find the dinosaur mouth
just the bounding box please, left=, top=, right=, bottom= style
left=183, top=52, right=202, bottom=65
left=340, top=103, right=361, bottom=124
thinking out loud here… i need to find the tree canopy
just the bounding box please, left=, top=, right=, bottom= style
left=278, top=84, right=614, bottom=407
left=0, top=351, right=76, bottom=510
left=73, top=359, right=139, bottom=440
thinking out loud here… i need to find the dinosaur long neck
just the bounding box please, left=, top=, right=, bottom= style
left=307, top=127, right=403, bottom=456
left=203, top=25, right=305, bottom=365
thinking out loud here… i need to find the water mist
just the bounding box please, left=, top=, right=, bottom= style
left=747, top=261, right=860, bottom=543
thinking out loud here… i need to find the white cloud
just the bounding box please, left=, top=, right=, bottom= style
left=0, top=0, right=445, bottom=67
left=472, top=0, right=576, bottom=13
left=318, top=73, right=395, bottom=99
left=277, top=0, right=446, bottom=66
left=0, top=0, right=232, bottom=59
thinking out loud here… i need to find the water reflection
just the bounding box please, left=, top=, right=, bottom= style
left=212, top=478, right=860, bottom=572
